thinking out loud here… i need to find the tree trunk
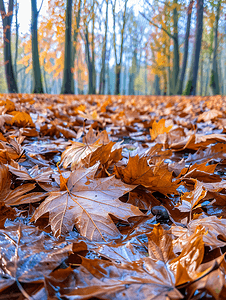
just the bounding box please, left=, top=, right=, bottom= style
left=128, top=49, right=137, bottom=95
left=61, top=0, right=74, bottom=94
left=0, top=0, right=18, bottom=93
left=113, top=0, right=128, bottom=95
left=84, top=29, right=94, bottom=94
left=99, top=0, right=109, bottom=95
left=31, top=0, right=44, bottom=93
left=72, top=0, right=81, bottom=66
left=176, top=0, right=194, bottom=94
left=210, top=0, right=221, bottom=95
left=200, top=53, right=203, bottom=95
left=115, top=64, right=121, bottom=95
left=172, top=0, right=179, bottom=94
left=145, top=54, right=147, bottom=95
left=183, top=0, right=204, bottom=95
left=14, top=0, right=19, bottom=82
left=154, top=75, right=161, bottom=95
left=91, top=0, right=96, bottom=94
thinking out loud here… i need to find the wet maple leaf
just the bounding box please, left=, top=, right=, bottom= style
left=0, top=138, right=25, bottom=163
left=172, top=215, right=226, bottom=251
left=0, top=114, right=13, bottom=130
left=10, top=111, right=35, bottom=127
left=0, top=223, right=72, bottom=295
left=115, top=155, right=179, bottom=195
left=82, top=141, right=123, bottom=174
left=176, top=180, right=207, bottom=212
left=55, top=124, right=77, bottom=139
left=197, top=109, right=222, bottom=122
left=8, top=163, right=55, bottom=191
left=0, top=99, right=15, bottom=112
left=60, top=256, right=183, bottom=300
left=186, top=254, right=226, bottom=299
left=147, top=223, right=176, bottom=263
left=31, top=163, right=143, bottom=241
left=60, top=127, right=110, bottom=169
left=169, top=226, right=205, bottom=285
left=150, top=119, right=173, bottom=140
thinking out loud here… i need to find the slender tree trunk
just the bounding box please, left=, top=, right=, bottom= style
left=200, top=53, right=203, bottom=95
left=99, top=0, right=109, bottom=94
left=72, top=0, right=81, bottom=65
left=128, top=49, right=137, bottom=95
left=113, top=0, right=128, bottom=95
left=210, top=0, right=221, bottom=95
left=107, top=59, right=111, bottom=95
left=31, top=0, right=44, bottom=93
left=172, top=0, right=179, bottom=94
left=84, top=28, right=94, bottom=94
left=154, top=75, right=161, bottom=95
left=91, top=0, right=96, bottom=94
left=183, top=0, right=204, bottom=95
left=145, top=54, right=147, bottom=95
left=43, top=59, right=49, bottom=93
left=204, top=54, right=210, bottom=96
left=176, top=0, right=194, bottom=94
left=0, top=0, right=18, bottom=93
left=61, top=0, right=74, bottom=94
left=14, top=0, right=19, bottom=82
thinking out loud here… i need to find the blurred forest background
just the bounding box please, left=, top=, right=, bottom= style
left=0, top=0, right=225, bottom=96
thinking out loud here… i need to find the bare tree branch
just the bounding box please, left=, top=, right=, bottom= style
left=139, top=11, right=175, bottom=40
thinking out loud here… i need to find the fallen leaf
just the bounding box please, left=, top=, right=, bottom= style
left=31, top=163, right=143, bottom=241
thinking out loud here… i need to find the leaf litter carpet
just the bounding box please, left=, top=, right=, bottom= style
left=0, top=94, right=226, bottom=299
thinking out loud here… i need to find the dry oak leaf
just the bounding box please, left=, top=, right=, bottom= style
left=150, top=119, right=173, bottom=140
left=31, top=163, right=143, bottom=241
left=60, top=127, right=110, bottom=169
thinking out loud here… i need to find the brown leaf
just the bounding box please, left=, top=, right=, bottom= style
left=150, top=119, right=173, bottom=140
left=147, top=223, right=176, bottom=263
left=169, top=226, right=205, bottom=285
left=31, top=163, right=143, bottom=240
left=0, top=223, right=72, bottom=293
left=10, top=111, right=35, bottom=127
left=115, top=156, right=178, bottom=195
left=60, top=256, right=183, bottom=300
left=55, top=124, right=77, bottom=139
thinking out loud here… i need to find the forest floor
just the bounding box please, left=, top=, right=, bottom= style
left=0, top=93, right=226, bottom=299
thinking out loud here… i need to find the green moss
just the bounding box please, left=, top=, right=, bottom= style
left=209, top=70, right=215, bottom=89
left=182, top=79, right=193, bottom=95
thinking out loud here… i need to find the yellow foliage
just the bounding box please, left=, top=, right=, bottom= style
left=150, top=119, right=173, bottom=140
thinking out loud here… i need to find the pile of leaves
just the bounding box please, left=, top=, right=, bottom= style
left=0, top=93, right=226, bottom=299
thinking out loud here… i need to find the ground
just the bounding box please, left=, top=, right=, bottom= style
left=0, top=93, right=226, bottom=299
